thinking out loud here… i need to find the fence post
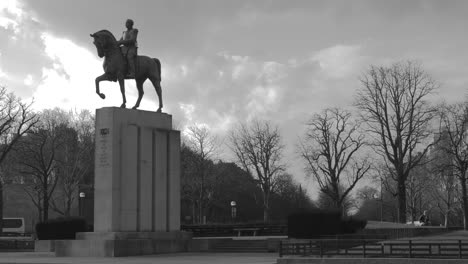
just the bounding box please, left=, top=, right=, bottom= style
left=381, top=243, right=384, bottom=257
left=409, top=240, right=412, bottom=258
left=459, top=240, right=462, bottom=259
left=336, top=238, right=339, bottom=254
left=279, top=240, right=282, bottom=258
left=319, top=240, right=323, bottom=258
left=309, top=240, right=312, bottom=256
left=363, top=240, right=366, bottom=258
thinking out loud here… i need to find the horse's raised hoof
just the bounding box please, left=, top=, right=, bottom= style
left=156, top=108, right=162, bottom=113
left=120, top=103, right=126, bottom=108
left=98, top=93, right=105, bottom=99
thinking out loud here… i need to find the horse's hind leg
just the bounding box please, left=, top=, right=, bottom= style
left=132, top=79, right=145, bottom=110
left=149, top=76, right=163, bottom=112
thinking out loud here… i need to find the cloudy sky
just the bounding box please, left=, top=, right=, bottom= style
left=1, top=0, right=468, bottom=194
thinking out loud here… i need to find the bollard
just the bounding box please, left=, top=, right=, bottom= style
left=459, top=240, right=462, bottom=259
left=409, top=240, right=412, bottom=258
left=309, top=240, right=312, bottom=256
left=319, top=240, right=323, bottom=258
left=363, top=240, right=366, bottom=258
left=279, top=240, right=283, bottom=257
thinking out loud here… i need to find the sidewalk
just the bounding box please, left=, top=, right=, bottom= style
left=396, top=230, right=468, bottom=241
left=0, top=252, right=278, bottom=264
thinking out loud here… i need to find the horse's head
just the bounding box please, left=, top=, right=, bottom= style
left=90, top=32, right=105, bottom=58
left=90, top=30, right=117, bottom=58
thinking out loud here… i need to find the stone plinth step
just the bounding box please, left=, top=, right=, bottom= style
left=212, top=239, right=268, bottom=253
left=55, top=238, right=191, bottom=257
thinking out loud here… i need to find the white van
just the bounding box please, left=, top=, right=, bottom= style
left=2, top=218, right=25, bottom=233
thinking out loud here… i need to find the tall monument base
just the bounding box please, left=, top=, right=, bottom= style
left=55, top=107, right=191, bottom=257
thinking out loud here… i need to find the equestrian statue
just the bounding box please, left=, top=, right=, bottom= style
left=90, top=19, right=163, bottom=112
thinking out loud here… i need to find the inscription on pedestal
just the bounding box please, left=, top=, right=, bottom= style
left=98, top=128, right=110, bottom=168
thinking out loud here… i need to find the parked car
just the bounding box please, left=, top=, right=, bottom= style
left=2, top=217, right=25, bottom=234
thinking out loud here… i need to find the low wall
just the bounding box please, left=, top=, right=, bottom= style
left=188, top=238, right=231, bottom=252
left=277, top=258, right=468, bottom=264
left=359, top=227, right=446, bottom=239
left=34, top=240, right=55, bottom=252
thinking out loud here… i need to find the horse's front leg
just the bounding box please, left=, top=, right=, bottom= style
left=95, top=74, right=108, bottom=99
left=118, top=77, right=126, bottom=108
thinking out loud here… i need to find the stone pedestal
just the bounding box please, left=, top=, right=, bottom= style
left=94, top=107, right=180, bottom=232
left=55, top=107, right=191, bottom=257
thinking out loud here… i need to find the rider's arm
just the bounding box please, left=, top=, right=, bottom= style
left=116, top=32, right=124, bottom=46
left=118, top=29, right=138, bottom=46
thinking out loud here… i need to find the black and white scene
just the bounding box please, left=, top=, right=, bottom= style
left=1, top=1, right=468, bottom=263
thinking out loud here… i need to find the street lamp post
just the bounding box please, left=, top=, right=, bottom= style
left=79, top=192, right=86, bottom=217
left=380, top=176, right=383, bottom=222
left=230, top=201, right=237, bottom=222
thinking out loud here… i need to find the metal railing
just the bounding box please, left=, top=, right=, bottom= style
left=279, top=239, right=468, bottom=259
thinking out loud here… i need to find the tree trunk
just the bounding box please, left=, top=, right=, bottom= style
left=446, top=196, right=451, bottom=228
left=460, top=176, right=468, bottom=230
left=65, top=196, right=71, bottom=217
left=198, top=199, right=203, bottom=224
left=397, top=180, right=407, bottom=223
left=191, top=201, right=196, bottom=224
left=263, top=191, right=270, bottom=223
left=263, top=206, right=269, bottom=223
left=43, top=183, right=48, bottom=222
left=335, top=199, right=344, bottom=217
left=0, top=183, right=3, bottom=232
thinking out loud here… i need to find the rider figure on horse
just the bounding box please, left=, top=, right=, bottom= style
left=117, top=19, right=138, bottom=78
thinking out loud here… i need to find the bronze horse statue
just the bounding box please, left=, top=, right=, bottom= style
left=90, top=30, right=163, bottom=112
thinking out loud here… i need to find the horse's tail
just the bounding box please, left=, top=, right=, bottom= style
left=153, top=58, right=161, bottom=80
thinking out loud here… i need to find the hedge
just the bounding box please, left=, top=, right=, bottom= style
left=35, top=217, right=87, bottom=240
left=288, top=209, right=367, bottom=239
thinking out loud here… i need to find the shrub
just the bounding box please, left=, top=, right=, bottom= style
left=35, top=217, right=87, bottom=240
left=340, top=217, right=367, bottom=234
left=287, top=210, right=367, bottom=238
left=288, top=209, right=341, bottom=238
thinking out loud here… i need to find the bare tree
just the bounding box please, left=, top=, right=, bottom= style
left=316, top=184, right=354, bottom=215
left=300, top=108, right=371, bottom=215
left=229, top=120, right=284, bottom=222
left=183, top=125, right=219, bottom=224
left=17, top=109, right=68, bottom=222
left=405, top=159, right=431, bottom=223
left=355, top=61, right=437, bottom=223
left=0, top=87, right=37, bottom=231
left=427, top=130, right=458, bottom=227
left=437, top=102, right=468, bottom=229
left=50, top=110, right=94, bottom=216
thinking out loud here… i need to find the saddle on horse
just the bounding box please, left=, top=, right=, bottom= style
left=122, top=47, right=137, bottom=79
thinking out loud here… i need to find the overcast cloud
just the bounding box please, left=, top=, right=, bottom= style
left=1, top=0, right=468, bottom=194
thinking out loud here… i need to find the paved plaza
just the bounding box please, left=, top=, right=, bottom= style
left=0, top=252, right=278, bottom=264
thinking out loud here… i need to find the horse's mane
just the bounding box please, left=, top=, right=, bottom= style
left=94, top=29, right=117, bottom=43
